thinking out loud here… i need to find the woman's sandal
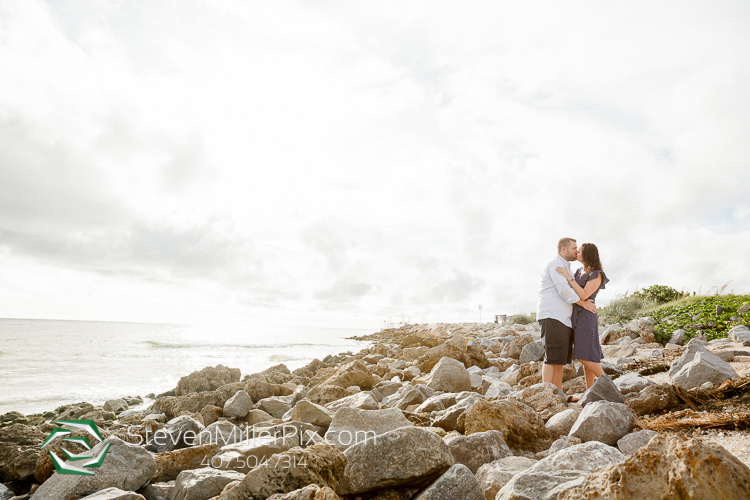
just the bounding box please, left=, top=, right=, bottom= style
left=567, top=395, right=580, bottom=403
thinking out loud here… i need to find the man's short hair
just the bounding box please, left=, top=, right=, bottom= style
left=557, top=237, right=576, bottom=253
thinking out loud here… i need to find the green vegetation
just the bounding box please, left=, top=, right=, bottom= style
left=509, top=312, right=537, bottom=325
left=599, top=285, right=750, bottom=343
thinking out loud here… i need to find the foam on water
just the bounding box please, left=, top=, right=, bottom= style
left=0, top=318, right=372, bottom=415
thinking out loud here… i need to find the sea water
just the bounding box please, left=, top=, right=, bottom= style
left=0, top=318, right=372, bottom=415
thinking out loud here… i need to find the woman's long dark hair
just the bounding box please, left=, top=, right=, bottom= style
left=581, top=243, right=603, bottom=274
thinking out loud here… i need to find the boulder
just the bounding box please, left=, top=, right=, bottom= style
left=151, top=391, right=225, bottom=420
left=320, top=360, right=375, bottom=390
left=412, top=464, right=484, bottom=500
left=243, top=409, right=276, bottom=426
left=484, top=381, right=513, bottom=399
left=425, top=357, right=471, bottom=393
left=545, top=409, right=580, bottom=439
left=176, top=365, right=241, bottom=396
left=79, top=488, right=145, bottom=500
left=669, top=329, right=687, bottom=345
left=463, top=398, right=551, bottom=453
left=291, top=400, right=335, bottom=427
left=325, top=407, right=413, bottom=450
left=600, top=344, right=637, bottom=359
left=496, top=470, right=589, bottom=500
left=256, top=396, right=295, bottom=418
left=0, top=484, right=14, bottom=500
left=222, top=390, right=253, bottom=419
left=443, top=430, right=512, bottom=473
left=519, top=383, right=569, bottom=421
left=729, top=325, right=750, bottom=343
left=403, top=346, right=430, bottom=362
left=624, top=384, right=677, bottom=415
left=267, top=485, right=340, bottom=499
left=578, top=374, right=625, bottom=407
left=213, top=434, right=298, bottom=474
left=612, top=373, right=654, bottom=395
left=147, top=415, right=204, bottom=452
left=198, top=421, right=241, bottom=447
left=324, top=392, right=379, bottom=411
left=245, top=378, right=294, bottom=403
left=557, top=434, right=750, bottom=499
left=528, top=441, right=624, bottom=473
left=103, top=399, right=129, bottom=414
left=215, top=443, right=346, bottom=500
left=383, top=385, right=426, bottom=410
left=669, top=349, right=737, bottom=390
left=504, top=334, right=534, bottom=360
left=617, top=430, right=659, bottom=455
left=172, top=468, right=245, bottom=500
left=152, top=444, right=220, bottom=482
left=569, top=401, right=635, bottom=446
left=33, top=436, right=156, bottom=500
left=415, top=335, right=489, bottom=372
left=307, top=385, right=352, bottom=406
left=518, top=341, right=545, bottom=364
left=475, top=457, right=537, bottom=500
left=339, top=427, right=454, bottom=495
left=0, top=423, right=45, bottom=483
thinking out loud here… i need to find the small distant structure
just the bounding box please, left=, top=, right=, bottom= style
left=383, top=315, right=427, bottom=330
left=495, top=314, right=508, bottom=324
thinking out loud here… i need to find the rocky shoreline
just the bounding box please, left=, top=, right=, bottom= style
left=2, top=320, right=750, bottom=499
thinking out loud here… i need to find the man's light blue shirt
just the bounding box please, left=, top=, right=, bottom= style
left=536, top=254, right=579, bottom=328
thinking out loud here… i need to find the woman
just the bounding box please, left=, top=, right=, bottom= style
left=556, top=243, right=609, bottom=392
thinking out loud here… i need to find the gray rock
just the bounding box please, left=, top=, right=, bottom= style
left=475, top=457, right=537, bottom=500
left=484, top=381, right=513, bottom=399
left=415, top=395, right=446, bottom=413
left=625, top=384, right=678, bottom=415
left=687, top=337, right=708, bottom=347
left=426, top=357, right=471, bottom=393
left=176, top=364, right=241, bottom=396
left=198, top=420, right=241, bottom=446
left=33, top=436, right=156, bottom=500
left=520, top=382, right=569, bottom=421
left=519, top=342, right=545, bottom=364
left=383, top=385, right=426, bottom=410
left=290, top=399, right=334, bottom=427
left=613, top=373, right=654, bottom=395
left=324, top=391, right=379, bottom=411
left=617, top=429, right=659, bottom=455
left=223, top=390, right=254, bottom=418
left=0, top=484, right=14, bottom=500
left=103, top=399, right=129, bottom=414
left=148, top=415, right=205, bottom=452
left=214, top=434, right=299, bottom=473
left=569, top=401, right=635, bottom=446
left=140, top=482, right=174, bottom=500
left=325, top=407, right=413, bottom=450
left=729, top=325, right=750, bottom=343
left=528, top=441, right=624, bottom=473
left=412, top=464, right=484, bottom=500
left=79, top=488, right=145, bottom=500
left=739, top=303, right=750, bottom=314
left=171, top=468, right=244, bottom=500
left=669, top=349, right=738, bottom=390
left=340, top=427, right=454, bottom=495
left=579, top=374, right=625, bottom=407
left=256, top=396, right=295, bottom=418
left=669, top=329, right=687, bottom=345
left=444, top=430, right=512, bottom=474
left=505, top=334, right=535, bottom=359
left=545, top=409, right=580, bottom=439
left=495, top=470, right=589, bottom=500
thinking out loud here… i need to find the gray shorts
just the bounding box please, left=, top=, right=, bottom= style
left=539, top=318, right=574, bottom=365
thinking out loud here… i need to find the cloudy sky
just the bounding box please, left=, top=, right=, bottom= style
left=1, top=0, right=748, bottom=329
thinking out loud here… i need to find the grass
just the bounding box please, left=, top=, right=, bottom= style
left=598, top=294, right=656, bottom=322
left=509, top=312, right=537, bottom=325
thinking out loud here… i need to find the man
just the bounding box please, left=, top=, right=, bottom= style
left=536, top=237, right=596, bottom=392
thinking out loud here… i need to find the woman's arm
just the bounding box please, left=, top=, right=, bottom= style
left=556, top=268, right=602, bottom=300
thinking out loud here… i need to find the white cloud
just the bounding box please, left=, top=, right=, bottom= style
left=0, top=0, right=749, bottom=327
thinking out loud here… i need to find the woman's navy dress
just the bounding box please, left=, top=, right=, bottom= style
left=571, top=269, right=609, bottom=362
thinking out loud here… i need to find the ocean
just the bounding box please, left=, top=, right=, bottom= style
left=0, top=318, right=372, bottom=416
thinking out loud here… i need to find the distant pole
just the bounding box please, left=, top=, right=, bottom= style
left=479, top=304, right=482, bottom=323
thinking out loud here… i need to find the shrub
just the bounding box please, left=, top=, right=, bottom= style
left=599, top=294, right=655, bottom=322
left=632, top=285, right=683, bottom=305
left=509, top=313, right=536, bottom=325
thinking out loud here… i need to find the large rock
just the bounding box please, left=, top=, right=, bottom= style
left=222, top=390, right=253, bottom=418
left=0, top=423, right=45, bottom=483
left=504, top=334, right=534, bottom=360
left=33, top=436, right=156, bottom=500
left=528, top=441, right=624, bottom=473
left=612, top=373, right=654, bottom=395
left=245, top=378, right=294, bottom=403
left=325, top=407, right=413, bottom=450
left=443, top=430, right=512, bottom=474
left=320, top=360, right=375, bottom=390
left=79, top=489, right=145, bottom=500
left=669, top=329, right=687, bottom=345
left=518, top=341, right=545, bottom=364
left=103, top=399, right=129, bottom=414
left=172, top=468, right=244, bottom=500
left=496, top=470, right=589, bottom=500
left=557, top=434, right=750, bottom=499
left=324, top=392, right=379, bottom=411
left=213, top=434, right=298, bottom=473
left=151, top=391, right=225, bottom=420
left=152, top=444, right=220, bottom=482
left=475, top=457, right=537, bottom=500
left=307, top=385, right=352, bottom=406
left=519, top=383, right=568, bottom=421
left=383, top=385, right=426, bottom=410
left=339, top=427, right=454, bottom=495
left=463, top=398, right=551, bottom=453
left=669, top=348, right=738, bottom=390
left=415, top=335, right=489, bottom=372
left=256, top=396, right=295, bottom=419
left=291, top=400, right=335, bottom=427
left=578, top=374, right=625, bottom=407
left=216, top=443, right=346, bottom=500
left=617, top=430, right=659, bottom=455
left=601, top=344, right=637, bottom=359
left=569, top=401, right=635, bottom=446
left=425, top=357, right=471, bottom=393
left=624, top=384, right=677, bottom=415
left=267, top=485, right=340, bottom=499
left=729, top=325, right=750, bottom=342
left=484, top=381, right=513, bottom=399
left=545, top=409, right=580, bottom=439
left=403, top=346, right=430, bottom=362
left=148, top=415, right=204, bottom=452
left=198, top=421, right=241, bottom=447
left=0, top=484, right=14, bottom=500
left=412, top=464, right=484, bottom=500
left=176, top=365, right=241, bottom=396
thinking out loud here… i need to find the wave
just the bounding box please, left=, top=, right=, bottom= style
left=141, top=340, right=340, bottom=350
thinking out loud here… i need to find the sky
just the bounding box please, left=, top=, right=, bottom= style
left=1, top=0, right=749, bottom=329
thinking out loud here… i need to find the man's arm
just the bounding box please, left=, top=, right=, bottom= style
left=549, top=262, right=579, bottom=304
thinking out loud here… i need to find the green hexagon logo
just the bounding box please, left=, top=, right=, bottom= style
left=40, top=419, right=109, bottom=475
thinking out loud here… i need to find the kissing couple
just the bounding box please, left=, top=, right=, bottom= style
left=536, top=237, right=609, bottom=402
